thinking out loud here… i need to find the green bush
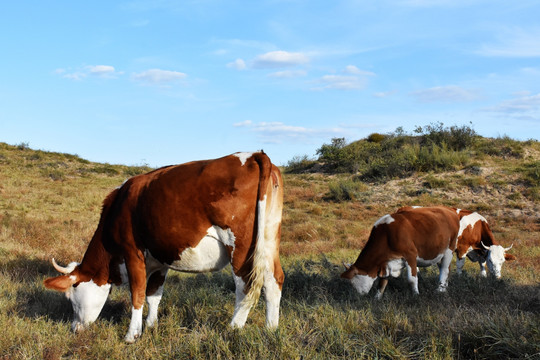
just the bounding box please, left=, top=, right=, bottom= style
left=285, top=155, right=318, bottom=174
left=327, top=179, right=369, bottom=201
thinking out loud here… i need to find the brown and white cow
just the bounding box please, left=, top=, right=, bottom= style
left=44, top=152, right=284, bottom=342
left=454, top=209, right=515, bottom=278
left=341, top=206, right=459, bottom=298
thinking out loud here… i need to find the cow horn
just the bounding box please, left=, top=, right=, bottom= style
left=52, top=258, right=72, bottom=274
left=504, top=243, right=513, bottom=252
left=481, top=241, right=490, bottom=250
left=343, top=262, right=351, bottom=270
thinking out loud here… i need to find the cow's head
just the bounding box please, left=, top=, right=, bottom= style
left=481, top=242, right=516, bottom=278
left=43, top=259, right=111, bottom=332
left=341, top=263, right=376, bottom=295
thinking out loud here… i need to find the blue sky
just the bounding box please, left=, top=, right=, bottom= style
left=1, top=1, right=539, bottom=167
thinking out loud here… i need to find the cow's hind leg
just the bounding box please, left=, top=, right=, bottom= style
left=145, top=268, right=168, bottom=329
left=263, top=259, right=284, bottom=328
left=230, top=274, right=253, bottom=328
left=437, top=249, right=453, bottom=292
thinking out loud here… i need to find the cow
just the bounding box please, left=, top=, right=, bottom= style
left=43, top=152, right=284, bottom=343
left=454, top=209, right=515, bottom=278
left=341, top=206, right=460, bottom=298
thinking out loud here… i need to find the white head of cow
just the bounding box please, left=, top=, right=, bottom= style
left=341, top=263, right=376, bottom=295
left=44, top=259, right=111, bottom=332
left=481, top=242, right=515, bottom=279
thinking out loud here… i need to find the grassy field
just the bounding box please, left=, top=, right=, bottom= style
left=0, top=141, right=539, bottom=359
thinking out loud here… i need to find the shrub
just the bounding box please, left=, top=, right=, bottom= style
left=327, top=179, right=369, bottom=202
left=285, top=155, right=318, bottom=174
left=366, top=133, right=385, bottom=143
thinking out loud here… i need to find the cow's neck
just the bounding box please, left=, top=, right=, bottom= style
left=78, top=231, right=113, bottom=286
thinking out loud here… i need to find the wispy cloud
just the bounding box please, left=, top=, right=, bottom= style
left=312, top=65, right=375, bottom=91
left=131, top=69, right=187, bottom=84
left=252, top=51, right=309, bottom=69
left=233, top=120, right=345, bottom=143
left=476, top=27, right=540, bottom=58
left=226, top=58, right=247, bottom=70
left=56, top=64, right=119, bottom=80
left=268, top=70, right=307, bottom=78
left=411, top=85, right=480, bottom=102
left=484, top=93, right=540, bottom=117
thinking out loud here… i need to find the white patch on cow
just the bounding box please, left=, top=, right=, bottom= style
left=233, top=152, right=253, bottom=166
left=170, top=226, right=233, bottom=272
left=458, top=212, right=487, bottom=238
left=373, top=214, right=395, bottom=228
left=66, top=280, right=111, bottom=332
left=125, top=306, right=144, bottom=343
left=385, top=258, right=405, bottom=277
left=231, top=274, right=251, bottom=328
left=350, top=274, right=376, bottom=295
left=456, top=208, right=461, bottom=214
left=485, top=245, right=507, bottom=279
left=146, top=283, right=165, bottom=328
left=411, top=206, right=422, bottom=209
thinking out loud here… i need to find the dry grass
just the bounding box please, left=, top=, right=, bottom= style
left=0, top=142, right=539, bottom=359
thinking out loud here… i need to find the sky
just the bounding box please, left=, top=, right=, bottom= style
left=1, top=0, right=540, bottom=167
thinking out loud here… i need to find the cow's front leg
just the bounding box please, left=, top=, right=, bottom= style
left=375, top=278, right=388, bottom=299
left=437, top=249, right=453, bottom=292
left=230, top=274, right=253, bottom=328
left=456, top=257, right=465, bottom=275
left=124, top=251, right=147, bottom=343
left=145, top=268, right=168, bottom=329
left=479, top=261, right=487, bottom=277
left=405, top=257, right=419, bottom=295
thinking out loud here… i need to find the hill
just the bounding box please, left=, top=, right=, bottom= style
left=0, top=140, right=538, bottom=359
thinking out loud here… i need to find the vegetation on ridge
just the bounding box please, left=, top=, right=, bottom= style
left=0, top=135, right=539, bottom=359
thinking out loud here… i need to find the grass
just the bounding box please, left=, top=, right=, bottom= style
left=0, top=141, right=539, bottom=359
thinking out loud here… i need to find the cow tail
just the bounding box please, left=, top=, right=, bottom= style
left=245, top=152, right=273, bottom=306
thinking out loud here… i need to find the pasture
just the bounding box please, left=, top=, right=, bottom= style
left=0, top=142, right=539, bottom=359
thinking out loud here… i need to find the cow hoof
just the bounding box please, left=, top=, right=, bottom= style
left=124, top=332, right=141, bottom=343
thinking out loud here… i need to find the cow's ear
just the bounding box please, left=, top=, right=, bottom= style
left=504, top=254, right=517, bottom=261
left=44, top=275, right=77, bottom=292
left=341, top=265, right=359, bottom=279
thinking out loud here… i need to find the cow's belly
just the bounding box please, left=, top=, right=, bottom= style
left=169, top=226, right=233, bottom=273
left=417, top=253, right=444, bottom=267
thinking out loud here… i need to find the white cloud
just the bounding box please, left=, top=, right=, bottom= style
left=57, top=64, right=118, bottom=80
left=132, top=69, right=187, bottom=84
left=87, top=65, right=117, bottom=78
left=485, top=93, right=540, bottom=115
left=477, top=27, right=540, bottom=58
left=252, top=51, right=309, bottom=69
left=234, top=120, right=345, bottom=143
left=344, top=65, right=375, bottom=76
left=227, top=58, right=247, bottom=70
left=233, top=120, right=252, bottom=127
left=268, top=70, right=307, bottom=78
left=411, top=85, right=480, bottom=102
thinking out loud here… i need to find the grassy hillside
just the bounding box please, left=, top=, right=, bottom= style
left=0, top=141, right=538, bottom=359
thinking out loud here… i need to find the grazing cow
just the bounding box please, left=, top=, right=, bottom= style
left=341, top=206, right=459, bottom=298
left=454, top=209, right=515, bottom=278
left=44, top=152, right=284, bottom=342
